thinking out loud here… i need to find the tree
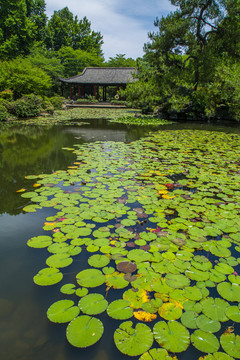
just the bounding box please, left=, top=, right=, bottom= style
left=0, top=57, right=52, bottom=97
left=46, top=7, right=103, bottom=55
left=0, top=0, right=36, bottom=59
left=106, top=54, right=137, bottom=67
left=25, top=0, right=48, bottom=42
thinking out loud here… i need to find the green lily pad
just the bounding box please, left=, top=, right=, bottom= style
left=46, top=253, right=73, bottom=268
left=196, top=314, right=221, bottom=333
left=88, top=254, right=110, bottom=268
left=165, top=274, right=190, bottom=289
left=66, top=315, right=104, bottom=348
left=199, top=353, right=234, bottom=360
left=217, top=282, right=240, bottom=302
left=75, top=287, right=88, bottom=297
left=78, top=293, right=108, bottom=315
left=225, top=306, right=240, bottom=322
left=114, top=321, right=153, bottom=356
left=27, top=235, right=52, bottom=248
left=153, top=320, right=190, bottom=353
left=107, top=299, right=133, bottom=320
left=76, top=269, right=105, bottom=288
left=60, top=283, right=76, bottom=295
left=33, top=267, right=63, bottom=286
left=201, top=297, right=229, bottom=322
left=105, top=271, right=129, bottom=289
left=127, top=249, right=152, bottom=263
left=220, top=333, right=240, bottom=359
left=191, top=330, right=220, bottom=353
left=181, top=311, right=198, bottom=329
left=158, top=301, right=182, bottom=320
left=47, top=300, right=79, bottom=323
left=139, top=348, right=174, bottom=360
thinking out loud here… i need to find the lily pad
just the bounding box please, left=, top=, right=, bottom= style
left=76, top=269, right=105, bottom=288
left=153, top=320, right=190, bottom=353
left=139, top=348, right=174, bottom=360
left=105, top=271, right=129, bottom=289
left=27, top=235, right=52, bottom=248
left=158, top=301, right=182, bottom=320
left=66, top=315, right=104, bottom=348
left=116, top=261, right=137, bottom=273
left=47, top=300, right=79, bottom=323
left=107, top=299, right=133, bottom=320
left=78, top=293, right=108, bottom=315
left=181, top=311, right=198, bottom=329
left=191, top=330, right=220, bottom=353
left=88, top=254, right=110, bottom=268
left=201, top=297, right=229, bottom=322
left=220, top=333, right=240, bottom=359
left=60, top=283, right=76, bottom=295
left=165, top=274, right=190, bottom=289
left=225, top=306, right=240, bottom=322
left=33, top=267, right=63, bottom=286
left=46, top=253, right=73, bottom=268
left=196, top=314, right=221, bottom=333
left=217, top=282, right=240, bottom=302
left=114, top=321, right=153, bottom=356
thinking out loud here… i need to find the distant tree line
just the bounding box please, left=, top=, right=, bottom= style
left=0, top=0, right=136, bottom=100
left=122, top=0, right=240, bottom=121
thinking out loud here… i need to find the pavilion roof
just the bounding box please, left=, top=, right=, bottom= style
left=59, top=67, right=137, bottom=85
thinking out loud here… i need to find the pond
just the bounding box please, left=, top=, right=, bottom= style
left=0, top=118, right=240, bottom=360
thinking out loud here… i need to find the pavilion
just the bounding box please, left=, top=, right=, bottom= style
left=58, top=67, right=137, bottom=101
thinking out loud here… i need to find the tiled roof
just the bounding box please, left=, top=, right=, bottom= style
left=59, top=67, right=137, bottom=85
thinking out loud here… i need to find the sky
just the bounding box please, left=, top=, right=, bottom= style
left=45, top=0, right=174, bottom=60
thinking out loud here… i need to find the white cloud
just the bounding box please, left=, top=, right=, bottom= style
left=45, top=0, right=173, bottom=59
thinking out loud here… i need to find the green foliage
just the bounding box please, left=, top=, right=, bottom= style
left=0, top=58, right=52, bottom=98
left=49, top=96, right=64, bottom=110
left=106, top=54, right=137, bottom=68
left=8, top=95, right=43, bottom=118
left=0, top=89, right=13, bottom=100
left=46, top=7, right=103, bottom=54
left=0, top=104, right=9, bottom=121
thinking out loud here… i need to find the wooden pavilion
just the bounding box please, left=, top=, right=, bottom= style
left=58, top=67, right=137, bottom=101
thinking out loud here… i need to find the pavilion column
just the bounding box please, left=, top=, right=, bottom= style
left=70, top=84, right=73, bottom=99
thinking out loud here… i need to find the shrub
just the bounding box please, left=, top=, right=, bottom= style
left=0, top=89, right=13, bottom=100
left=8, top=95, right=43, bottom=118
left=49, top=96, right=65, bottom=109
left=0, top=104, right=9, bottom=121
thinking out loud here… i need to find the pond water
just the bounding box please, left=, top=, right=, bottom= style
left=0, top=119, right=240, bottom=360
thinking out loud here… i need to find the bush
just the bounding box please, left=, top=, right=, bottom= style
left=0, top=89, right=13, bottom=100
left=0, top=104, right=9, bottom=121
left=49, top=96, right=65, bottom=109
left=8, top=95, right=43, bottom=118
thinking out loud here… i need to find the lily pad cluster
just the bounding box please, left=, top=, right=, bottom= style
left=22, top=130, right=240, bottom=359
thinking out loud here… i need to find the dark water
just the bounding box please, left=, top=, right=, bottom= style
left=0, top=119, right=239, bottom=360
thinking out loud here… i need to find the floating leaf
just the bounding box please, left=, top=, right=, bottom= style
left=196, top=314, right=221, bottom=333
left=153, top=320, right=190, bottom=353
left=217, top=282, right=240, bottom=302
left=158, top=301, right=182, bottom=320
left=139, top=348, right=174, bottom=360
left=27, top=235, right=52, bottom=248
left=114, top=321, right=153, bottom=356
left=133, top=311, right=157, bottom=322
left=220, top=333, right=240, bottom=359
left=46, top=253, right=73, bottom=268
left=60, top=283, right=76, bottom=295
left=201, top=297, right=229, bottom=322
left=107, top=299, right=133, bottom=320
left=66, top=315, right=104, bottom=348
left=33, top=267, right=63, bottom=286
left=76, top=269, right=105, bottom=288
left=75, top=287, right=88, bottom=297
left=105, top=271, right=129, bottom=289
left=78, top=293, right=108, bottom=315
left=47, top=300, right=79, bottom=323
left=225, top=306, right=240, bottom=322
left=181, top=311, right=198, bottom=329
left=88, top=254, right=110, bottom=268
left=116, top=261, right=137, bottom=273
left=165, top=274, right=190, bottom=289
left=191, top=330, right=220, bottom=353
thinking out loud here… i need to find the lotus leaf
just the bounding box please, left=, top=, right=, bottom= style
left=66, top=315, right=104, bottom=348
left=185, top=267, right=210, bottom=281
left=198, top=353, right=234, bottom=360
left=76, top=269, right=105, bottom=288
left=33, top=267, right=63, bottom=286
left=214, top=263, right=234, bottom=275
left=116, top=261, right=137, bottom=273
left=107, top=299, right=133, bottom=320
left=47, top=299, right=79, bottom=323
left=102, top=266, right=115, bottom=275
left=78, top=293, right=108, bottom=315
left=220, top=333, right=240, bottom=359
left=46, top=253, right=73, bottom=268
left=88, top=254, right=110, bottom=268
left=114, top=321, right=153, bottom=356
left=123, top=288, right=150, bottom=308
left=191, top=330, right=220, bottom=353
left=153, top=320, right=190, bottom=353
left=217, top=282, right=240, bottom=302
left=27, top=235, right=52, bottom=248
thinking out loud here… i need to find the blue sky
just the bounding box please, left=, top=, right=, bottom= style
left=45, top=0, right=174, bottom=60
